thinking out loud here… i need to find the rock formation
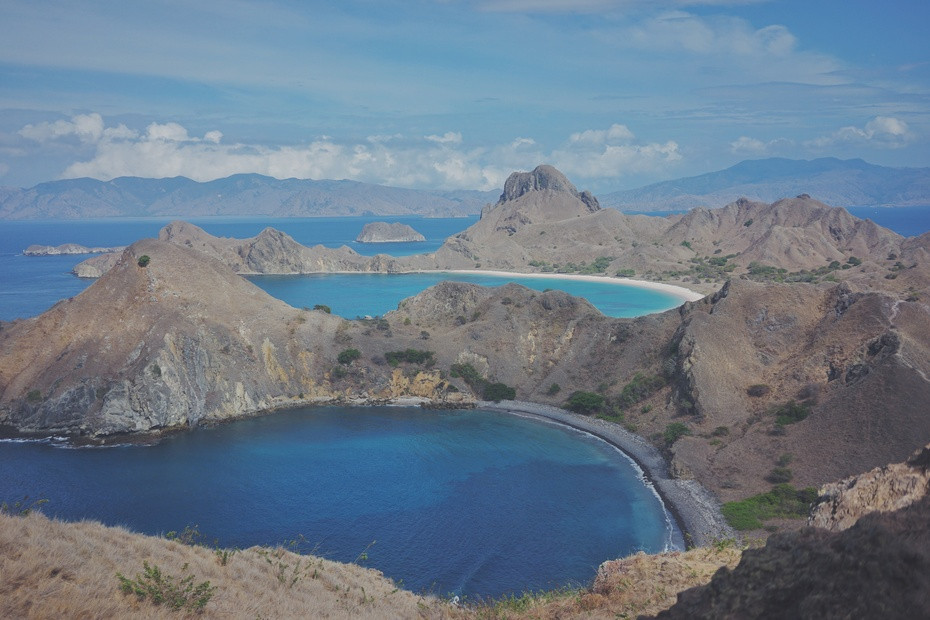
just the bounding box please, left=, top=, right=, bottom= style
left=355, top=222, right=425, bottom=243
left=808, top=443, right=930, bottom=531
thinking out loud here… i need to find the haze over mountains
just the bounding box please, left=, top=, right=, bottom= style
left=1, top=158, right=928, bottom=219
left=603, top=157, right=930, bottom=211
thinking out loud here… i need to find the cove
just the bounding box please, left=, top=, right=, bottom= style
left=0, top=406, right=678, bottom=598
left=249, top=271, right=684, bottom=318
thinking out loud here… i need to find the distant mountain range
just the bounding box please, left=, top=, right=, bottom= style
left=1, top=158, right=928, bottom=219
left=602, top=158, right=930, bottom=211
left=0, top=174, right=499, bottom=219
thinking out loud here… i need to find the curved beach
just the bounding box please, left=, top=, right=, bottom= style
left=479, top=399, right=735, bottom=548
left=437, top=269, right=706, bottom=303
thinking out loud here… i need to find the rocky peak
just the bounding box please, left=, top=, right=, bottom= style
left=498, top=164, right=600, bottom=212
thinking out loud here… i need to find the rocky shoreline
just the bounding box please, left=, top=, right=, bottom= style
left=479, top=400, right=735, bottom=547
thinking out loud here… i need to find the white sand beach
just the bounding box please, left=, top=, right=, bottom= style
left=436, top=269, right=706, bottom=302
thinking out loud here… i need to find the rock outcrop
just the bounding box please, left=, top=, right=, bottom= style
left=355, top=222, right=425, bottom=243
left=808, top=443, right=930, bottom=531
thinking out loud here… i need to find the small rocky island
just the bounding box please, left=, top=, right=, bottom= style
left=24, top=243, right=125, bottom=256
left=355, top=221, right=426, bottom=243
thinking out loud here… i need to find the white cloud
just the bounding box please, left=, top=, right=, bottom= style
left=569, top=124, right=635, bottom=145
left=729, top=135, right=792, bottom=155
left=25, top=114, right=683, bottom=190
left=18, top=113, right=105, bottom=143
left=425, top=131, right=463, bottom=145
left=806, top=116, right=913, bottom=149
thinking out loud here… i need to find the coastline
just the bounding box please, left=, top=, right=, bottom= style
left=478, top=399, right=735, bottom=548
left=431, top=269, right=706, bottom=302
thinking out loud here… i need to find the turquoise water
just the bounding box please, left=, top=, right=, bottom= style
left=249, top=271, right=682, bottom=319
left=0, top=406, right=678, bottom=598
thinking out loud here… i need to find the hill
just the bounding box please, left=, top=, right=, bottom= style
left=602, top=158, right=930, bottom=211
left=0, top=173, right=498, bottom=219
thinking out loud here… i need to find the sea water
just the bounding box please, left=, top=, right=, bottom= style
left=0, top=406, right=676, bottom=598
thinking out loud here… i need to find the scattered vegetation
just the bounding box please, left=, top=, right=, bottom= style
left=771, top=400, right=811, bottom=426
left=116, top=561, right=215, bottom=613
left=137, top=255, right=151, bottom=268
left=312, top=304, right=331, bottom=314
left=564, top=390, right=605, bottom=414
left=337, top=348, right=361, bottom=365
left=746, top=383, right=771, bottom=397
left=615, top=372, right=665, bottom=410
left=1, top=496, right=48, bottom=516
left=450, top=362, right=516, bottom=402
left=384, top=349, right=434, bottom=367
left=26, top=389, right=42, bottom=402
left=663, top=422, right=692, bottom=446
left=721, top=484, right=818, bottom=530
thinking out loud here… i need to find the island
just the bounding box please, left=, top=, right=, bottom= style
left=24, top=243, right=125, bottom=256
left=355, top=221, right=426, bottom=243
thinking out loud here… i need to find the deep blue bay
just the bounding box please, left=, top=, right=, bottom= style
left=0, top=406, right=677, bottom=598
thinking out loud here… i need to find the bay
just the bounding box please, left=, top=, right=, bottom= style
left=0, top=406, right=679, bottom=598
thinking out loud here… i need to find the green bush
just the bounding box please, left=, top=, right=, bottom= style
left=312, top=304, right=331, bottom=314
left=771, top=400, right=810, bottom=426
left=766, top=467, right=794, bottom=483
left=712, top=426, right=730, bottom=437
left=721, top=484, right=818, bottom=531
left=663, top=422, right=692, bottom=446
left=483, top=382, right=516, bottom=402
left=137, top=255, right=151, bottom=268
left=746, top=384, right=771, bottom=397
left=337, top=348, right=361, bottom=365
left=117, top=561, right=215, bottom=612
left=615, top=373, right=665, bottom=409
left=546, top=383, right=561, bottom=396
left=564, top=391, right=605, bottom=414
left=26, top=389, right=42, bottom=403
left=385, top=349, right=433, bottom=367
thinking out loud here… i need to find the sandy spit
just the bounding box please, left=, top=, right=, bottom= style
left=479, top=400, right=735, bottom=548
left=434, top=269, right=706, bottom=302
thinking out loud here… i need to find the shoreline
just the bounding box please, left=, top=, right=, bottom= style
left=433, top=269, right=706, bottom=302
left=478, top=399, right=735, bottom=548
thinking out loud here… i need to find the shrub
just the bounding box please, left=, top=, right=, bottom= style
left=663, top=422, right=692, bottom=446
left=312, top=304, right=331, bottom=314
left=766, top=467, right=794, bottom=483
left=337, top=348, right=361, bottom=365
left=712, top=425, right=730, bottom=437
left=746, top=384, right=771, bottom=397
left=137, top=255, right=151, bottom=268
left=615, top=373, right=665, bottom=409
left=26, top=389, right=42, bottom=402
left=384, top=349, right=433, bottom=367
left=743, top=219, right=753, bottom=227
left=771, top=400, right=810, bottom=426
left=546, top=383, right=561, bottom=396
left=116, top=561, right=215, bottom=612
left=847, top=256, right=862, bottom=266
left=721, top=484, right=818, bottom=530
left=483, top=382, right=516, bottom=402
left=564, top=391, right=605, bottom=414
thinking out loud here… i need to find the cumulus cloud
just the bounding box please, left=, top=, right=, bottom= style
left=807, top=116, right=913, bottom=149
left=425, top=131, right=463, bottom=145
left=729, top=135, right=792, bottom=155
left=22, top=114, right=682, bottom=191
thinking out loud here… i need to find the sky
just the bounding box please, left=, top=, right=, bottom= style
left=1, top=0, right=928, bottom=193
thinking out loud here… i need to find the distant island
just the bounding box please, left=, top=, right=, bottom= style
left=24, top=243, right=124, bottom=256
left=355, top=221, right=426, bottom=243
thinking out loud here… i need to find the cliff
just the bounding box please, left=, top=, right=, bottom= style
left=355, top=222, right=425, bottom=243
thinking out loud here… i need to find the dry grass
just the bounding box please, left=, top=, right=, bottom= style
left=0, top=510, right=467, bottom=619
left=1, top=510, right=741, bottom=619
left=471, top=545, right=743, bottom=619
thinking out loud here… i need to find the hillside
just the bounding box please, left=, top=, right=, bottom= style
left=0, top=173, right=497, bottom=219
left=602, top=157, right=930, bottom=211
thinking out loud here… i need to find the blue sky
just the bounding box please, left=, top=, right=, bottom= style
left=1, top=0, right=928, bottom=192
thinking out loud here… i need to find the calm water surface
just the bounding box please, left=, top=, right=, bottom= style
left=0, top=406, right=678, bottom=598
